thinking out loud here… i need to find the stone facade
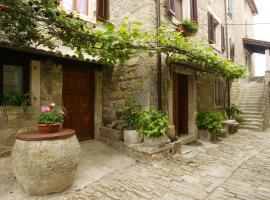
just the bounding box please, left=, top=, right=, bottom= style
left=105, top=0, right=255, bottom=142
left=0, top=60, right=63, bottom=157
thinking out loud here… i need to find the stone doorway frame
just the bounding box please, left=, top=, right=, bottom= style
left=166, top=64, right=198, bottom=144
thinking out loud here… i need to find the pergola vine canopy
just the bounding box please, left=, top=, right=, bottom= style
left=0, top=0, right=246, bottom=81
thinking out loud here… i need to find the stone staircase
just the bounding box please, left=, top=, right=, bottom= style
left=238, top=80, right=264, bottom=131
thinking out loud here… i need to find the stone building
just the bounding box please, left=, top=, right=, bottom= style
left=0, top=0, right=258, bottom=157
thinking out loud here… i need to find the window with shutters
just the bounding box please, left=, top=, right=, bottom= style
left=96, top=0, right=109, bottom=21
left=190, top=0, right=198, bottom=22
left=229, top=37, right=235, bottom=61
left=227, top=0, right=233, bottom=16
left=215, top=79, right=224, bottom=107
left=221, top=25, right=225, bottom=52
left=168, top=0, right=183, bottom=21
left=208, top=13, right=218, bottom=44
left=0, top=61, right=30, bottom=99
left=61, top=0, right=90, bottom=16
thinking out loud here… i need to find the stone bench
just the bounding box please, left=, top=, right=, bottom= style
left=222, top=120, right=239, bottom=135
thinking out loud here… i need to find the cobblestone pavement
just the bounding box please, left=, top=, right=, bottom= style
left=61, top=129, right=270, bottom=200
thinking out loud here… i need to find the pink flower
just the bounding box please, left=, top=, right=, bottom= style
left=48, top=102, right=56, bottom=109
left=41, top=106, right=51, bottom=113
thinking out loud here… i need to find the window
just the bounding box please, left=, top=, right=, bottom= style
left=221, top=25, right=225, bottom=51
left=190, top=0, right=198, bottom=22
left=208, top=13, right=218, bottom=44
left=96, top=0, right=110, bottom=21
left=229, top=37, right=235, bottom=61
left=61, top=0, right=90, bottom=16
left=168, top=0, right=183, bottom=21
left=227, top=0, right=233, bottom=16
left=0, top=62, right=29, bottom=98
left=215, top=79, right=224, bottom=107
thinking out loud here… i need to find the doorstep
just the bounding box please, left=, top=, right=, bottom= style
left=102, top=137, right=181, bottom=164
left=179, top=134, right=197, bottom=145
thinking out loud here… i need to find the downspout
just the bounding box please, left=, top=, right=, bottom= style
left=156, top=0, right=162, bottom=110
left=224, top=0, right=231, bottom=116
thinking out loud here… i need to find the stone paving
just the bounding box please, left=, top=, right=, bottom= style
left=61, top=129, right=270, bottom=200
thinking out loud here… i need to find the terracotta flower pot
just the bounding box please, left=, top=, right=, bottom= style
left=177, top=24, right=193, bottom=36
left=37, top=123, right=61, bottom=133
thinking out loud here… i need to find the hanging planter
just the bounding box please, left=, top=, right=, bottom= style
left=177, top=19, right=199, bottom=37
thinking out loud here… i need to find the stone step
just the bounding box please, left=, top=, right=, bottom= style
left=241, top=113, right=263, bottom=118
left=242, top=118, right=264, bottom=123
left=239, top=101, right=261, bottom=105
left=241, top=111, right=263, bottom=115
left=239, top=125, right=262, bottom=131
left=239, top=96, right=261, bottom=99
left=239, top=104, right=261, bottom=108
left=240, top=109, right=261, bottom=113
left=241, top=121, right=263, bottom=126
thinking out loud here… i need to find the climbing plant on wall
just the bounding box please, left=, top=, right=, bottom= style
left=0, top=0, right=246, bottom=81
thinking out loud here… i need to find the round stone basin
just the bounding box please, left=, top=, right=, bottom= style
left=12, top=129, right=80, bottom=195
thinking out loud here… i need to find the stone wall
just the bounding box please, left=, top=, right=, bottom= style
left=103, top=0, right=157, bottom=123
left=197, top=74, right=227, bottom=113
left=0, top=60, right=63, bottom=157
left=40, top=62, right=63, bottom=108
left=262, top=72, right=270, bottom=129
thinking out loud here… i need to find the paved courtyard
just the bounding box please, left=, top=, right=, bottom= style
left=63, top=129, right=270, bottom=200
left=1, top=129, right=270, bottom=200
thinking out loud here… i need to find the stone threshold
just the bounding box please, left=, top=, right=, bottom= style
left=101, top=137, right=181, bottom=164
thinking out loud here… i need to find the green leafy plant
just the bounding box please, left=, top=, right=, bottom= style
left=182, top=19, right=199, bottom=34
left=137, top=108, right=168, bottom=138
left=39, top=109, right=64, bottom=124
left=39, top=103, right=64, bottom=124
left=226, top=104, right=243, bottom=122
left=0, top=1, right=246, bottom=81
left=0, top=91, right=30, bottom=115
left=196, top=111, right=224, bottom=134
left=121, top=102, right=141, bottom=129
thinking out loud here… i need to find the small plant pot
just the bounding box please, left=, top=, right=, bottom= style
left=123, top=130, right=143, bottom=144
left=177, top=24, right=193, bottom=36
left=210, top=133, right=218, bottom=143
left=37, top=123, right=61, bottom=133
left=143, top=134, right=169, bottom=147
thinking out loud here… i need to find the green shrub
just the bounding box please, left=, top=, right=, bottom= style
left=182, top=19, right=199, bottom=34
left=121, top=102, right=141, bottom=129
left=226, top=104, right=243, bottom=122
left=196, top=111, right=224, bottom=134
left=39, top=109, right=64, bottom=124
left=0, top=91, right=30, bottom=106
left=137, top=108, right=168, bottom=138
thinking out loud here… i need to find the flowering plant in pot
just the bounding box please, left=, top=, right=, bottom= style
left=137, top=108, right=169, bottom=147
left=121, top=102, right=142, bottom=144
left=37, top=103, right=64, bottom=133
left=177, top=19, right=199, bottom=36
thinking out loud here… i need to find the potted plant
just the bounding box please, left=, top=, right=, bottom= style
left=137, top=108, right=169, bottom=147
left=226, top=104, right=243, bottom=122
left=177, top=19, right=199, bottom=36
left=37, top=103, right=64, bottom=133
left=121, top=102, right=143, bottom=144
left=196, top=111, right=224, bottom=142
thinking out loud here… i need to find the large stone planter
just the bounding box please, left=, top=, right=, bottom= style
left=123, top=130, right=143, bottom=144
left=143, top=134, right=169, bottom=147
left=12, top=129, right=80, bottom=195
left=198, top=129, right=218, bottom=142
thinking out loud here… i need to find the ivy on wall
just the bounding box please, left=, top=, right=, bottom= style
left=0, top=0, right=246, bottom=81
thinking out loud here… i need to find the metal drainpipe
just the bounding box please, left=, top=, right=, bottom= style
left=156, top=0, right=162, bottom=111
left=224, top=0, right=231, bottom=116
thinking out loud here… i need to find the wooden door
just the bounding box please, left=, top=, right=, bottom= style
left=63, top=67, right=95, bottom=140
left=173, top=73, right=189, bottom=136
